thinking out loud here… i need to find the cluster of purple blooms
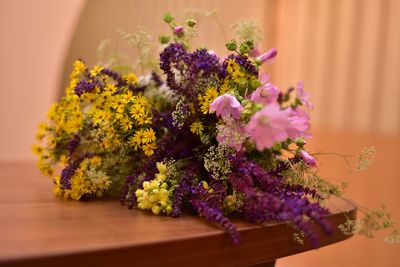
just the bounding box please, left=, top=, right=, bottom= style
left=121, top=41, right=333, bottom=247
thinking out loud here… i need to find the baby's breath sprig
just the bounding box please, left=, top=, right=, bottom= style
left=231, top=19, right=262, bottom=44
left=338, top=204, right=398, bottom=242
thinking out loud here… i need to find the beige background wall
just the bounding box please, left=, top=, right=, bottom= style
left=0, top=0, right=86, bottom=161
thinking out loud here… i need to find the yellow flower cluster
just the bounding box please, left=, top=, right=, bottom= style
left=135, top=162, right=172, bottom=215
left=198, top=87, right=218, bottom=114
left=67, top=60, right=87, bottom=96
left=128, top=128, right=157, bottom=156
left=33, top=60, right=156, bottom=196
left=32, top=123, right=56, bottom=176
left=53, top=157, right=111, bottom=200
left=47, top=95, right=83, bottom=135
left=226, top=59, right=247, bottom=83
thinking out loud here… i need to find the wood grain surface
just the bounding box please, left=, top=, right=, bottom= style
left=0, top=160, right=355, bottom=267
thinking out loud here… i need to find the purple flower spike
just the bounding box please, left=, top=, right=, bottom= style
left=256, top=48, right=278, bottom=64
left=300, top=150, right=317, bottom=167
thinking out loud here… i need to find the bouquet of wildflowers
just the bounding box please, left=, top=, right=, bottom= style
left=33, top=13, right=399, bottom=245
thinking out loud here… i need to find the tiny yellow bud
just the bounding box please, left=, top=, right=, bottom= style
left=135, top=189, right=143, bottom=197
left=152, top=205, right=161, bottom=215
left=202, top=181, right=209, bottom=190
left=143, top=181, right=150, bottom=190
left=156, top=173, right=166, bottom=182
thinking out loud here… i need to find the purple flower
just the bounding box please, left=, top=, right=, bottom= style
left=300, top=150, right=317, bottom=167
left=210, top=94, right=243, bottom=119
left=222, top=54, right=259, bottom=77
left=296, top=81, right=313, bottom=109
left=74, top=79, right=95, bottom=96
left=256, top=48, right=278, bottom=64
left=246, top=104, right=293, bottom=150
left=67, top=134, right=81, bottom=155
left=250, top=82, right=280, bottom=105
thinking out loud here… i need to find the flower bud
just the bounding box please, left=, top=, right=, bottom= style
left=300, top=150, right=317, bottom=167
left=186, top=19, right=197, bottom=27
left=159, top=35, right=171, bottom=44
left=163, top=13, right=174, bottom=23
left=173, top=26, right=184, bottom=37
left=256, top=48, right=278, bottom=64
left=225, top=40, right=237, bottom=51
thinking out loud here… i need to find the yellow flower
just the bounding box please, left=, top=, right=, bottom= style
left=190, top=121, right=204, bottom=135
left=142, top=142, right=157, bottom=156
left=123, top=73, right=138, bottom=85
left=129, top=129, right=145, bottom=150
left=200, top=101, right=210, bottom=114
left=59, top=154, right=69, bottom=167
left=111, top=96, right=125, bottom=113
left=130, top=104, right=145, bottom=120
left=121, top=91, right=133, bottom=104
left=198, top=87, right=219, bottom=115
left=226, top=59, right=238, bottom=74
left=135, top=113, right=152, bottom=125
left=90, top=65, right=104, bottom=77
left=90, top=156, right=102, bottom=166
left=133, top=94, right=149, bottom=107
left=105, top=83, right=117, bottom=93
left=32, top=144, right=43, bottom=156
left=142, top=128, right=156, bottom=144
left=119, top=116, right=133, bottom=132
left=204, top=87, right=218, bottom=101
left=71, top=60, right=86, bottom=78
left=219, top=81, right=230, bottom=94
left=92, top=110, right=107, bottom=125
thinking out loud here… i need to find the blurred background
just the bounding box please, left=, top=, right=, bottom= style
left=0, top=0, right=399, bottom=266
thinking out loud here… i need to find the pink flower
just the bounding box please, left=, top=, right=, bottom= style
left=256, top=48, right=278, bottom=64
left=246, top=104, right=293, bottom=150
left=286, top=108, right=311, bottom=139
left=246, top=105, right=312, bottom=151
left=250, top=82, right=280, bottom=105
left=259, top=72, right=270, bottom=84
left=296, top=81, right=313, bottom=110
left=209, top=94, right=243, bottom=119
left=300, top=150, right=317, bottom=167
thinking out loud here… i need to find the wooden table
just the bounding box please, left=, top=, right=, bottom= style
left=0, top=162, right=356, bottom=267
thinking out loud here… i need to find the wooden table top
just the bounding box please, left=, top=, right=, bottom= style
left=0, top=161, right=356, bottom=267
